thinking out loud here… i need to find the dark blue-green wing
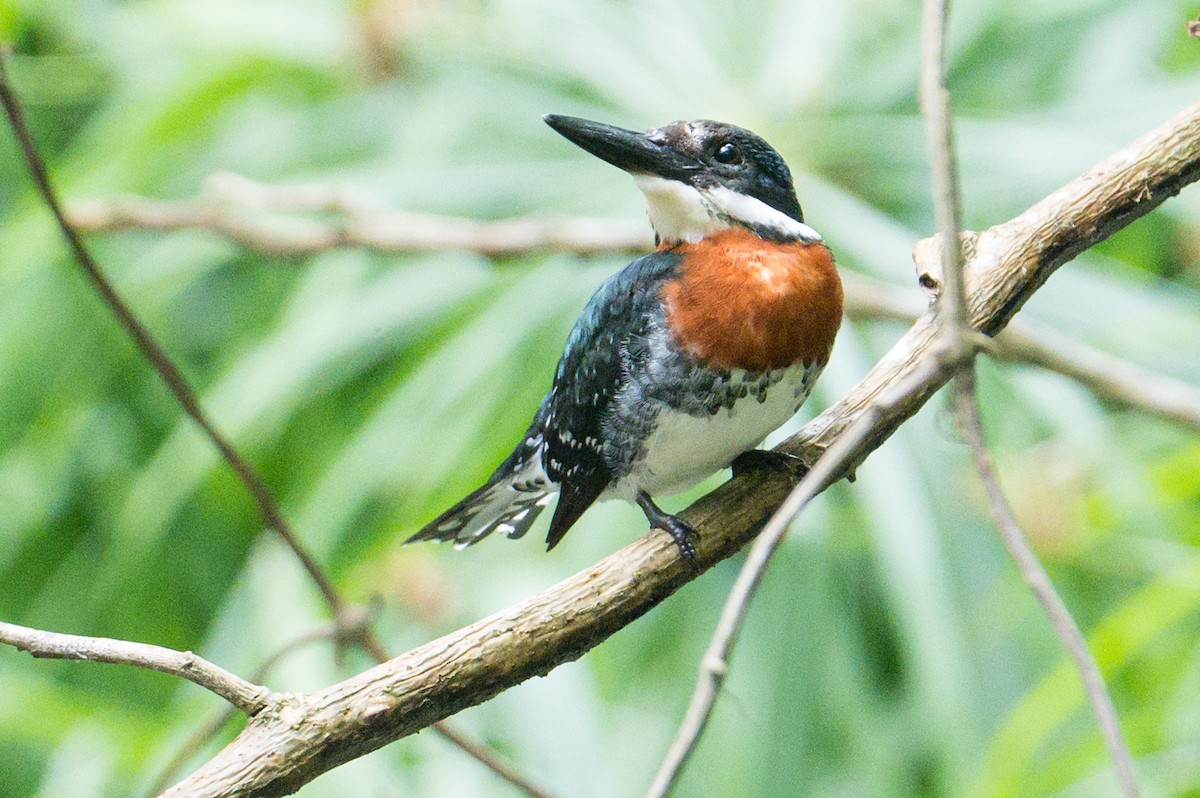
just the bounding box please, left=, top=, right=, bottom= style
left=539, top=250, right=682, bottom=548
left=407, top=250, right=681, bottom=550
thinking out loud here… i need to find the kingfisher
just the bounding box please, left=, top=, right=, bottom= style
left=407, top=115, right=843, bottom=565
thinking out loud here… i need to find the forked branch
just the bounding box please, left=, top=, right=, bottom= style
left=0, top=621, right=269, bottom=715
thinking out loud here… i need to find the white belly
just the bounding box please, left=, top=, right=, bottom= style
left=607, top=364, right=819, bottom=499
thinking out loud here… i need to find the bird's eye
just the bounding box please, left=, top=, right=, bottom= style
left=714, top=142, right=742, bottom=164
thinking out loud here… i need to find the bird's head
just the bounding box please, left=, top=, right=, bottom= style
left=544, top=114, right=819, bottom=246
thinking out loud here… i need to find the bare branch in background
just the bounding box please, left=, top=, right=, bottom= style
left=990, top=322, right=1200, bottom=430
left=68, top=172, right=649, bottom=257
left=846, top=272, right=1200, bottom=432
left=918, top=0, right=1138, bottom=794
left=159, top=100, right=1200, bottom=798
left=0, top=621, right=269, bottom=715
left=68, top=180, right=1200, bottom=437
left=0, top=48, right=556, bottom=798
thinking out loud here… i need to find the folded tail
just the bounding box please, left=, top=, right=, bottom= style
left=407, top=456, right=555, bottom=548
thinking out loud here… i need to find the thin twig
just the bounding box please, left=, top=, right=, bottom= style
left=919, top=0, right=969, bottom=352
left=916, top=1, right=1140, bottom=795
left=0, top=49, right=345, bottom=619
left=0, top=48, right=556, bottom=798
left=645, top=360, right=943, bottom=798
left=433, top=723, right=557, bottom=796
left=950, top=377, right=1140, bottom=796
left=0, top=621, right=269, bottom=714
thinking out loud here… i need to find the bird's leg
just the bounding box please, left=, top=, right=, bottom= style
left=730, top=449, right=810, bottom=481
left=636, top=491, right=698, bottom=567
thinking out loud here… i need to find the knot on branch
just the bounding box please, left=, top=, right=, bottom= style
left=913, top=230, right=980, bottom=301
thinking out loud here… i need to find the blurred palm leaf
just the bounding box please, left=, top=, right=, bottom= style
left=0, top=0, right=1198, bottom=796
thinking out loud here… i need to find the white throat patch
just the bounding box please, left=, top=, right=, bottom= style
left=632, top=175, right=822, bottom=244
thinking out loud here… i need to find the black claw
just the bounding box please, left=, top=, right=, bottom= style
left=660, top=516, right=698, bottom=567
left=636, top=491, right=699, bottom=568
left=730, top=449, right=810, bottom=480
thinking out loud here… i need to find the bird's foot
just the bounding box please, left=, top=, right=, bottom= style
left=730, top=449, right=810, bottom=481
left=636, top=491, right=698, bottom=568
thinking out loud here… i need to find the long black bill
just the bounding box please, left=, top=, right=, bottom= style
left=543, top=114, right=697, bottom=181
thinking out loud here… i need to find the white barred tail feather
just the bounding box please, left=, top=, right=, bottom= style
left=407, top=465, right=555, bottom=548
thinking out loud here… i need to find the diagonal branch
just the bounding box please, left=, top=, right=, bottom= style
left=0, top=621, right=269, bottom=715
left=950, top=377, right=1140, bottom=795
left=160, top=100, right=1200, bottom=798
left=846, top=272, right=1200, bottom=431
left=0, top=49, right=344, bottom=621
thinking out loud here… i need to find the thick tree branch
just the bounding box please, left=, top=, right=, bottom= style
left=159, top=101, right=1200, bottom=798
left=0, top=621, right=270, bottom=715
left=847, top=272, right=1200, bottom=432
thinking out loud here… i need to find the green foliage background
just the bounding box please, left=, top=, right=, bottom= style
left=1, top=0, right=1199, bottom=795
